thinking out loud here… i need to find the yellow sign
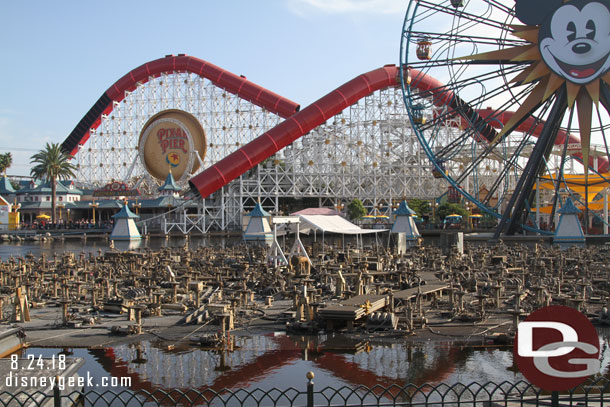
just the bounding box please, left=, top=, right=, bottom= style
left=138, top=110, right=206, bottom=182
left=8, top=212, right=19, bottom=230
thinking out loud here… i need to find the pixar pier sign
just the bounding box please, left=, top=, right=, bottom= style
left=138, top=109, right=207, bottom=183
left=157, top=127, right=189, bottom=155
left=515, top=305, right=601, bottom=391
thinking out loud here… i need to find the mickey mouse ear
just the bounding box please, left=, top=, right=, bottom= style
left=514, top=0, right=563, bottom=25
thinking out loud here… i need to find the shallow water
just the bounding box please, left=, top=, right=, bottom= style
left=0, top=236, right=236, bottom=260
left=23, top=330, right=610, bottom=394
left=23, top=335, right=519, bottom=394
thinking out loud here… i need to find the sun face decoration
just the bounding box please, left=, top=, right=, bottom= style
left=460, top=0, right=610, bottom=178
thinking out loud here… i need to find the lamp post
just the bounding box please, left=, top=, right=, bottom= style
left=57, top=203, right=65, bottom=222
left=430, top=200, right=438, bottom=227
left=133, top=199, right=141, bottom=216
left=89, top=200, right=99, bottom=227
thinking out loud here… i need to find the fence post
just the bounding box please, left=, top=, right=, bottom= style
left=54, top=375, right=61, bottom=407
left=551, top=391, right=559, bottom=407
left=306, top=371, right=315, bottom=407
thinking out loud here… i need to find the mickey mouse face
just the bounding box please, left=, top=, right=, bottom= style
left=515, top=0, right=610, bottom=85
left=539, top=1, right=610, bottom=84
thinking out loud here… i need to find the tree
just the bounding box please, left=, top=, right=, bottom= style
left=30, top=143, right=77, bottom=224
left=0, top=152, right=12, bottom=175
left=436, top=202, right=468, bottom=220
left=347, top=199, right=367, bottom=220
left=407, top=198, right=430, bottom=218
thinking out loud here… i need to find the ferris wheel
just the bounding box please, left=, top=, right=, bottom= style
left=400, top=0, right=610, bottom=236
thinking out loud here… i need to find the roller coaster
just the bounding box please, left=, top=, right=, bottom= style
left=61, top=55, right=449, bottom=231
left=61, top=53, right=594, bottom=233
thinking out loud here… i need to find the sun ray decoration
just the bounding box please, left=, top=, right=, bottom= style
left=455, top=0, right=610, bottom=235
left=459, top=24, right=605, bottom=157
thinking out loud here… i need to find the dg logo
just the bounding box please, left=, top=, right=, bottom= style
left=515, top=305, right=600, bottom=391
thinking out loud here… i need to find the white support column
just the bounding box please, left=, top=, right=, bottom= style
left=202, top=199, right=207, bottom=233
left=289, top=221, right=312, bottom=265
left=604, top=188, right=608, bottom=235
left=268, top=216, right=300, bottom=266
left=555, top=204, right=560, bottom=229
left=536, top=177, right=540, bottom=232
left=267, top=222, right=288, bottom=267
left=221, top=188, right=225, bottom=231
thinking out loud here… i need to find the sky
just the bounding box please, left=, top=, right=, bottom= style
left=0, top=0, right=407, bottom=177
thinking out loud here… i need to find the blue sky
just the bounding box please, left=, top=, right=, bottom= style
left=0, top=0, right=406, bottom=176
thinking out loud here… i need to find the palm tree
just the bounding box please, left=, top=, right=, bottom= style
left=30, top=143, right=77, bottom=224
left=0, top=152, right=12, bottom=175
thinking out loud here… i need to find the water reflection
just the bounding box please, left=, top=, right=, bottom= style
left=0, top=236, right=236, bottom=260
left=29, top=334, right=521, bottom=392
left=25, top=331, right=610, bottom=405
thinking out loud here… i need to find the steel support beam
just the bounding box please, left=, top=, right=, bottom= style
left=495, top=87, right=567, bottom=237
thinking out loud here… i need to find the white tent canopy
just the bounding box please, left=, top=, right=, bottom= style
left=297, top=214, right=387, bottom=235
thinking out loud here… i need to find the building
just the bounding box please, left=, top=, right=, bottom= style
left=0, top=176, right=16, bottom=203
left=0, top=195, right=10, bottom=231
left=391, top=200, right=421, bottom=250
left=110, top=204, right=141, bottom=240
left=16, top=180, right=82, bottom=223
left=243, top=202, right=273, bottom=244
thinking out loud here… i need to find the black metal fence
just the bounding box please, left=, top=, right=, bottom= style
left=1, top=375, right=609, bottom=406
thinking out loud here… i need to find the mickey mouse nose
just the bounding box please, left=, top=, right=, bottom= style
left=572, top=42, right=591, bottom=54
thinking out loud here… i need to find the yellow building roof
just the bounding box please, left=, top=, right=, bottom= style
left=537, top=173, right=610, bottom=203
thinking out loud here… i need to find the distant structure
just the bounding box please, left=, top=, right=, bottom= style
left=243, top=202, right=272, bottom=245
left=110, top=204, right=141, bottom=240
left=157, top=170, right=181, bottom=198
left=553, top=197, right=585, bottom=248
left=391, top=200, right=420, bottom=252
left=0, top=195, right=10, bottom=231
left=60, top=55, right=451, bottom=233
left=0, top=176, right=15, bottom=201
left=14, top=180, right=82, bottom=223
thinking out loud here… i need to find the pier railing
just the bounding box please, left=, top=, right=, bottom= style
left=1, top=375, right=609, bottom=406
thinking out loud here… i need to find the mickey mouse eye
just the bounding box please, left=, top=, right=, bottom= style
left=586, top=20, right=596, bottom=40
left=567, top=21, right=577, bottom=42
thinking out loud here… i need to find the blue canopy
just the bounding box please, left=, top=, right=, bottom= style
left=112, top=203, right=139, bottom=219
